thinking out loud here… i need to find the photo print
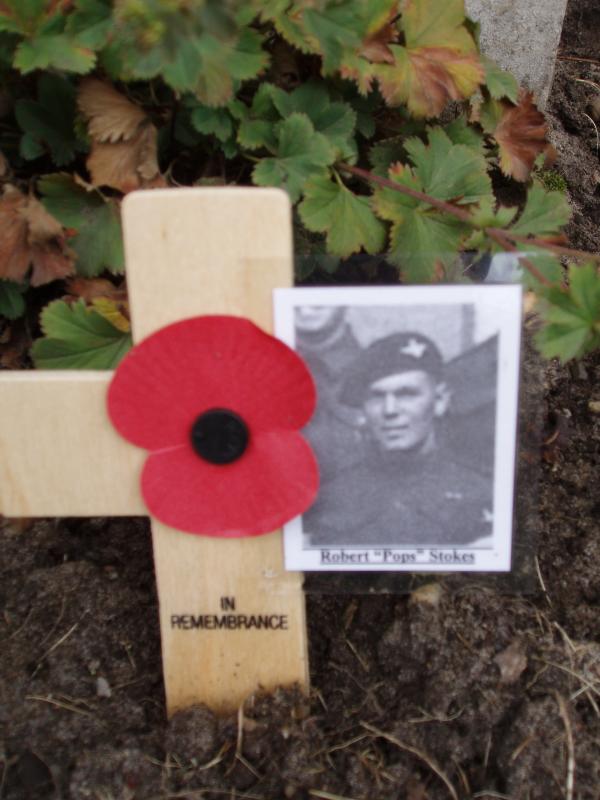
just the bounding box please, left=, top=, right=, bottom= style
left=274, top=285, right=522, bottom=572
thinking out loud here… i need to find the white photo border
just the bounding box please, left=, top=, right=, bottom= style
left=274, top=284, right=523, bottom=573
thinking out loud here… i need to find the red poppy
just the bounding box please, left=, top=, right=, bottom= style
left=107, top=316, right=318, bottom=536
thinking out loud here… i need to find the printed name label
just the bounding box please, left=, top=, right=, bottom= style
left=320, top=548, right=477, bottom=566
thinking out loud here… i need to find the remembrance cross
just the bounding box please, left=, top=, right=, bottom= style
left=0, top=188, right=308, bottom=715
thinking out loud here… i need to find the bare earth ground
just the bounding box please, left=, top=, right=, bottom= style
left=1, top=1, right=600, bottom=797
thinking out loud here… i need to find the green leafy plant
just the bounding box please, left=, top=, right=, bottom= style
left=0, top=0, right=598, bottom=366
left=31, top=298, right=132, bottom=369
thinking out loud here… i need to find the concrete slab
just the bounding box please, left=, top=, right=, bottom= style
left=465, top=0, right=569, bottom=107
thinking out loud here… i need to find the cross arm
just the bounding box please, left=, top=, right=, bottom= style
left=0, top=371, right=145, bottom=517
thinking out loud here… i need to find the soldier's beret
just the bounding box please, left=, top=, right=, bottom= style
left=340, top=332, right=444, bottom=407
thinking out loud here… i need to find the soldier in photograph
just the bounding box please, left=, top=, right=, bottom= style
left=304, top=331, right=494, bottom=547
left=296, top=306, right=364, bottom=481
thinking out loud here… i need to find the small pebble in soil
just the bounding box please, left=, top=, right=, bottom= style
left=96, top=676, right=112, bottom=698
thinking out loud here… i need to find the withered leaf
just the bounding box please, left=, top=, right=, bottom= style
left=21, top=193, right=63, bottom=244
left=493, top=91, right=548, bottom=182
left=86, top=126, right=163, bottom=193
left=0, top=188, right=75, bottom=286
left=360, top=12, right=398, bottom=64
left=377, top=45, right=484, bottom=118
left=66, top=277, right=127, bottom=304
left=78, top=79, right=147, bottom=144
left=0, top=190, right=30, bottom=282
left=90, top=297, right=130, bottom=333
left=77, top=79, right=164, bottom=193
left=375, top=0, right=484, bottom=117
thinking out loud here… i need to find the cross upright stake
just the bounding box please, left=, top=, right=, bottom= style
left=0, top=188, right=308, bottom=715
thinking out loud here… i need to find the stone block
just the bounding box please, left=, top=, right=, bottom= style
left=466, top=0, right=568, bottom=106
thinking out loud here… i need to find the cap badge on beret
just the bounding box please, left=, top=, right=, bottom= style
left=400, top=337, right=427, bottom=358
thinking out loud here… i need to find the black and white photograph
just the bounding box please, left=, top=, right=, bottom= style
left=274, top=285, right=522, bottom=572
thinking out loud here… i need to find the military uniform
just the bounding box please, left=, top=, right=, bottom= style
left=304, top=330, right=494, bottom=547
left=304, top=445, right=494, bottom=546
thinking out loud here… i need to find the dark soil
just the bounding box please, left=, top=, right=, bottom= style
left=2, top=1, right=600, bottom=798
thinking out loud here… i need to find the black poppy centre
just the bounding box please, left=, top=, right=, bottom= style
left=190, top=408, right=249, bottom=465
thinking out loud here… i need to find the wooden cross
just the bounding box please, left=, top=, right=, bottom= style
left=0, top=188, right=308, bottom=715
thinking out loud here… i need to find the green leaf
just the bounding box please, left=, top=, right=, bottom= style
left=0, top=280, right=26, bottom=319
left=194, top=29, right=268, bottom=105
left=389, top=210, right=467, bottom=281
left=32, top=299, right=132, bottom=369
left=569, top=260, right=600, bottom=321
left=0, top=0, right=48, bottom=35
left=235, top=83, right=280, bottom=150
left=510, top=184, right=571, bottom=237
left=104, top=4, right=267, bottom=104
left=15, top=74, right=85, bottom=166
left=372, top=128, right=492, bottom=279
left=468, top=197, right=518, bottom=230
left=38, top=174, right=124, bottom=277
left=258, top=0, right=311, bottom=54
left=64, top=0, right=112, bottom=50
left=403, top=128, right=492, bottom=204
left=483, top=56, right=519, bottom=103
left=293, top=215, right=340, bottom=279
left=14, top=34, right=96, bottom=74
left=300, top=3, right=365, bottom=73
left=267, top=83, right=357, bottom=158
left=369, top=136, right=408, bottom=176
left=443, top=117, right=485, bottom=158
left=478, top=97, right=504, bottom=134
left=252, top=113, right=336, bottom=203
left=189, top=102, right=233, bottom=142
left=164, top=28, right=268, bottom=103
left=343, top=87, right=380, bottom=138
left=299, top=175, right=386, bottom=257
left=516, top=246, right=563, bottom=290
left=535, top=263, right=600, bottom=361
left=19, top=134, right=45, bottom=160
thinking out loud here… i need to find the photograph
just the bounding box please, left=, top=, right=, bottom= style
left=274, top=285, right=522, bottom=572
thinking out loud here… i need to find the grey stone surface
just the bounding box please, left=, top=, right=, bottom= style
left=466, top=0, right=568, bottom=106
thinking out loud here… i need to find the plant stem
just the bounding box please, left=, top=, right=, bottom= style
left=485, top=229, right=552, bottom=286
left=499, top=231, right=600, bottom=263
left=338, top=163, right=473, bottom=224
left=338, top=162, right=556, bottom=287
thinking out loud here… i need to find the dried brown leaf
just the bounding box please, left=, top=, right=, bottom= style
left=361, top=16, right=398, bottom=64
left=377, top=46, right=484, bottom=117
left=0, top=188, right=75, bottom=285
left=0, top=189, right=30, bottom=282
left=78, top=79, right=147, bottom=143
left=86, top=125, right=164, bottom=193
left=65, top=276, right=127, bottom=303
left=29, top=243, right=75, bottom=286
left=21, top=195, right=64, bottom=244
left=494, top=90, right=549, bottom=182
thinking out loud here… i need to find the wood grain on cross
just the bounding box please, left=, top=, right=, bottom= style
left=0, top=188, right=308, bottom=715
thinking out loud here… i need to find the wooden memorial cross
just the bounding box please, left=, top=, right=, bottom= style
left=0, top=188, right=308, bottom=715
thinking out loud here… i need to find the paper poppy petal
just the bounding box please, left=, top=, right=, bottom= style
left=108, top=316, right=315, bottom=450
left=140, top=431, right=319, bottom=536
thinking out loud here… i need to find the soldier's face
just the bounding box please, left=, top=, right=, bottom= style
left=364, top=370, right=448, bottom=452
